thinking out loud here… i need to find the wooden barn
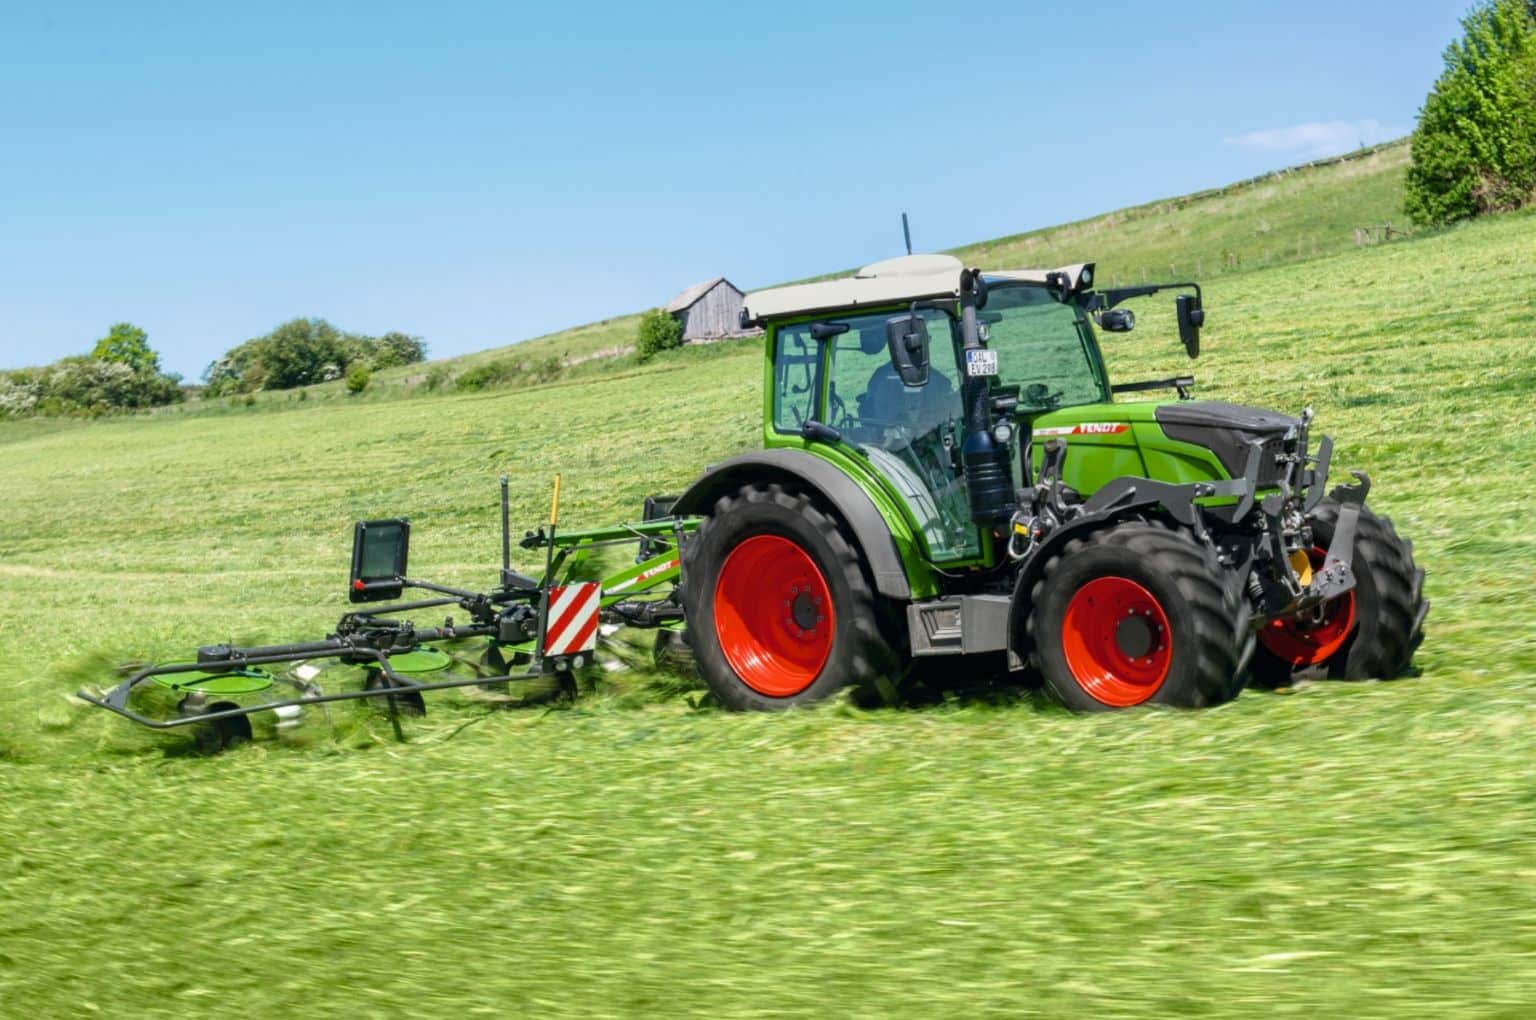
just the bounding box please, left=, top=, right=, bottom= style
left=665, top=277, right=752, bottom=342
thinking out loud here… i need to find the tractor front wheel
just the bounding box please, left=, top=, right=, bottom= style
left=1028, top=523, right=1250, bottom=711
left=1252, top=500, right=1427, bottom=685
left=682, top=484, right=894, bottom=710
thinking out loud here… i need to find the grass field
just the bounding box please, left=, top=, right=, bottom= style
left=3, top=198, right=1535, bottom=1014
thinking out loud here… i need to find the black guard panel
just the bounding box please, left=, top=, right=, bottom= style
left=1156, top=401, right=1298, bottom=485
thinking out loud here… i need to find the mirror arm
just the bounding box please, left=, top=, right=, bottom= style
left=1096, top=281, right=1203, bottom=310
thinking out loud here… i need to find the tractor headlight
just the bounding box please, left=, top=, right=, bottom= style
left=993, top=422, right=1014, bottom=445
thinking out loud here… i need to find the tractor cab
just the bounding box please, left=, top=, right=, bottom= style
left=745, top=254, right=1171, bottom=570
left=747, top=253, right=1232, bottom=573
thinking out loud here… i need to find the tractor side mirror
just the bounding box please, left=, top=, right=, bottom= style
left=1098, top=308, right=1136, bottom=332
left=349, top=518, right=409, bottom=603
left=885, top=314, right=930, bottom=388
left=1176, top=294, right=1204, bottom=358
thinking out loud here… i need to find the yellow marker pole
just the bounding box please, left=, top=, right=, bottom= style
left=538, top=473, right=563, bottom=663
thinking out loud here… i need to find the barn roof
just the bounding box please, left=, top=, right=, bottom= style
left=665, top=277, right=741, bottom=313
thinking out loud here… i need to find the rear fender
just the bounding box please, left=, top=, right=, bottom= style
left=671, top=448, right=914, bottom=598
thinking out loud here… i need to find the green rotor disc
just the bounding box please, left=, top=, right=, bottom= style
left=150, top=663, right=276, bottom=696
left=364, top=647, right=452, bottom=674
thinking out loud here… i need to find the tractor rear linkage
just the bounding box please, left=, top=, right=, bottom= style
left=78, top=476, right=699, bottom=739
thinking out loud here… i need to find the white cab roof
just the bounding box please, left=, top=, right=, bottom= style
left=743, top=255, right=1093, bottom=323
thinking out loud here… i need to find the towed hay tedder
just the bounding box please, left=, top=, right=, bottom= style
left=81, top=477, right=699, bottom=747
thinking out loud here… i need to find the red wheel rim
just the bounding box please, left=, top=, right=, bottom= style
left=713, top=535, right=835, bottom=697
left=1258, top=547, right=1357, bottom=666
left=1061, top=576, right=1172, bottom=707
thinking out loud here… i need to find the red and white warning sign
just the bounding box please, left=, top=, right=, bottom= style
left=544, top=582, right=601, bottom=655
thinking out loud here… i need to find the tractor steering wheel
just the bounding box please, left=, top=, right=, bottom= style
left=1024, top=383, right=1064, bottom=410
left=827, top=391, right=853, bottom=432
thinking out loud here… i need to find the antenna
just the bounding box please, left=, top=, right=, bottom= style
left=499, top=475, right=511, bottom=585
left=901, top=212, right=912, bottom=255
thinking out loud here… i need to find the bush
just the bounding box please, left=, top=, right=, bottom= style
left=455, top=355, right=564, bottom=393
left=636, top=308, right=684, bottom=361
left=1406, top=0, right=1536, bottom=226
left=456, top=359, right=520, bottom=392
left=28, top=357, right=184, bottom=416
left=0, top=372, right=41, bottom=418
left=345, top=363, right=371, bottom=394
left=202, top=320, right=427, bottom=394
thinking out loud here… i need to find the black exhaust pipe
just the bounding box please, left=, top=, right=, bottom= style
left=958, top=269, right=1013, bottom=525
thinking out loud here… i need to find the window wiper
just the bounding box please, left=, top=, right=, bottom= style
left=1111, top=375, right=1195, bottom=399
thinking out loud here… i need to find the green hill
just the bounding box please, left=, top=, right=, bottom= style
left=3, top=157, right=1535, bottom=1016
left=185, top=141, right=1411, bottom=408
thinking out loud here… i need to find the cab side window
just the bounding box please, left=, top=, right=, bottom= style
left=772, top=325, right=818, bottom=432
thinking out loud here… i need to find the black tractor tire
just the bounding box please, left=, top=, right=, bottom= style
left=681, top=483, right=896, bottom=711
left=1251, top=500, right=1427, bottom=686
left=1027, top=522, right=1251, bottom=711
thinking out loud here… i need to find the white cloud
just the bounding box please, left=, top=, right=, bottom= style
left=1221, top=119, right=1406, bottom=159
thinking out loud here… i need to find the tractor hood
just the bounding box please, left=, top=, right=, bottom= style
left=1030, top=400, right=1302, bottom=491
left=1153, top=401, right=1300, bottom=483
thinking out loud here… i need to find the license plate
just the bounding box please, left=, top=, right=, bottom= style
left=965, top=349, right=998, bottom=377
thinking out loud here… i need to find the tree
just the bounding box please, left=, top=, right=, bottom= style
left=1406, top=0, right=1536, bottom=226
left=636, top=308, right=684, bottom=361
left=368, top=332, right=428, bottom=369
left=91, top=322, right=161, bottom=374
left=257, top=318, right=351, bottom=389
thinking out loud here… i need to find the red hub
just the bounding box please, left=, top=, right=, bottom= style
left=713, top=534, right=835, bottom=697
left=1061, top=576, right=1173, bottom=707
left=1258, top=547, right=1357, bottom=666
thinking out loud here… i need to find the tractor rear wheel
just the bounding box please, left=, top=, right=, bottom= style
left=1028, top=522, right=1250, bottom=711
left=1252, top=500, right=1427, bottom=685
left=682, top=483, right=894, bottom=710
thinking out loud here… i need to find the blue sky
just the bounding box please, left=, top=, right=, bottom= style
left=0, top=1, right=1466, bottom=379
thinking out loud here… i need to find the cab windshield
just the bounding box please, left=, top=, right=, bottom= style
left=982, top=282, right=1108, bottom=413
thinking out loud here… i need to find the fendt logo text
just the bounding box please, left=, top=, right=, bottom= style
left=1033, top=423, right=1130, bottom=437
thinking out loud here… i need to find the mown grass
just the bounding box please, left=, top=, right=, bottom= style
left=1, top=205, right=1534, bottom=1016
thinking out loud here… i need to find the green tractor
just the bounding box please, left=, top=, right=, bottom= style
left=671, top=254, right=1427, bottom=710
